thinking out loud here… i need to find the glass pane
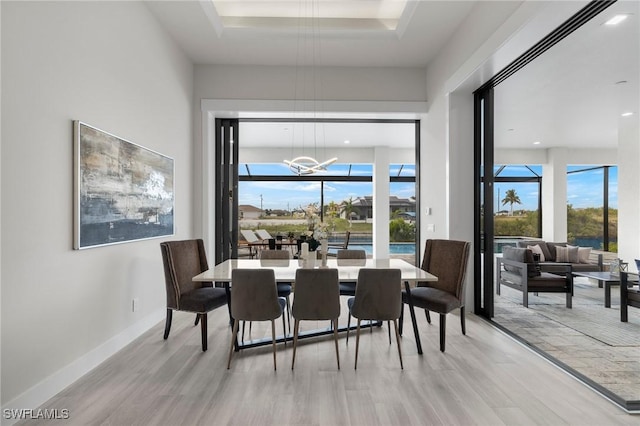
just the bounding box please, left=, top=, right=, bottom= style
left=609, top=166, right=618, bottom=252
left=567, top=167, right=604, bottom=249
left=494, top=165, right=542, bottom=177
left=390, top=164, right=416, bottom=177
left=389, top=179, right=416, bottom=265
left=494, top=181, right=540, bottom=239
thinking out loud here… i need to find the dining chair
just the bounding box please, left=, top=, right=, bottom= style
left=227, top=269, right=286, bottom=370
left=336, top=249, right=366, bottom=297
left=347, top=268, right=403, bottom=369
left=257, top=250, right=292, bottom=333
left=160, top=239, right=228, bottom=352
left=400, top=239, right=470, bottom=352
left=291, top=268, right=341, bottom=369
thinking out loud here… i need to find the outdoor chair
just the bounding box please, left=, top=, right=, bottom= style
left=496, top=246, right=573, bottom=308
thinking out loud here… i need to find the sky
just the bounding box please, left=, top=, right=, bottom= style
left=239, top=163, right=617, bottom=212
left=239, top=163, right=415, bottom=211
left=494, top=165, right=618, bottom=211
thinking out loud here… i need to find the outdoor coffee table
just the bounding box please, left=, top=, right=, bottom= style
left=573, top=271, right=633, bottom=308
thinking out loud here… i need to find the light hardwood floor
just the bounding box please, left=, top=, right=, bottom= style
left=22, top=303, right=639, bottom=425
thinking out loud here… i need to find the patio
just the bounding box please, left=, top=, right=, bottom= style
left=493, top=275, right=640, bottom=406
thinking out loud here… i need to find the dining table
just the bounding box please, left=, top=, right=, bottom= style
left=193, top=257, right=437, bottom=354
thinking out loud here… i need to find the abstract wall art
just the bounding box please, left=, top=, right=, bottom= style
left=73, top=121, right=174, bottom=249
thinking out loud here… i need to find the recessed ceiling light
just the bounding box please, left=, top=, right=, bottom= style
left=507, top=128, right=515, bottom=132
left=344, top=140, right=350, bottom=144
left=533, top=141, right=541, bottom=145
left=622, top=112, right=634, bottom=117
left=605, top=14, right=628, bottom=26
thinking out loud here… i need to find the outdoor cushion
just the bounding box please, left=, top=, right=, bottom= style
left=556, top=245, right=579, bottom=263
left=527, top=244, right=546, bottom=261
left=516, top=240, right=552, bottom=261
left=568, top=244, right=592, bottom=263
left=502, top=246, right=540, bottom=277
left=546, top=242, right=568, bottom=261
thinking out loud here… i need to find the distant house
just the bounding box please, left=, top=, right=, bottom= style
left=347, top=196, right=416, bottom=221
left=239, top=204, right=263, bottom=220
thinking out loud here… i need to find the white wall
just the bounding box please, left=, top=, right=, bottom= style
left=193, top=65, right=427, bottom=244
left=1, top=0, right=193, bottom=412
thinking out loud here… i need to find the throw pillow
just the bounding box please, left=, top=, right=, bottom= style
left=555, top=245, right=579, bottom=263
left=516, top=240, right=552, bottom=261
left=546, top=242, right=567, bottom=262
left=527, top=244, right=546, bottom=262
left=568, top=245, right=592, bottom=264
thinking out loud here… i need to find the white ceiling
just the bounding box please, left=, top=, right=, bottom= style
left=239, top=120, right=417, bottom=148
left=494, top=0, right=639, bottom=150
left=146, top=0, right=476, bottom=67
left=147, top=1, right=639, bottom=152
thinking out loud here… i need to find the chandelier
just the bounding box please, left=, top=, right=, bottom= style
left=283, top=0, right=337, bottom=175
left=284, top=156, right=338, bottom=175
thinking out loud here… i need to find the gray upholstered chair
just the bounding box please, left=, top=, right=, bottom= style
left=400, top=239, right=470, bottom=353
left=160, top=239, right=228, bottom=352
left=291, top=268, right=341, bottom=369
left=336, top=249, right=366, bottom=297
left=259, top=250, right=293, bottom=333
left=347, top=268, right=403, bottom=369
left=227, top=269, right=286, bottom=370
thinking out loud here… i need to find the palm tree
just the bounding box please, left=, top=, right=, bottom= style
left=340, top=197, right=356, bottom=227
left=501, top=189, right=522, bottom=216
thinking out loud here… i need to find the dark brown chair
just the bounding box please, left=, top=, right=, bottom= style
left=400, top=239, right=470, bottom=353
left=327, top=231, right=351, bottom=257
left=347, top=268, right=403, bottom=369
left=227, top=269, right=286, bottom=370
left=291, top=268, right=341, bottom=369
left=621, top=271, right=640, bottom=322
left=160, top=239, right=228, bottom=352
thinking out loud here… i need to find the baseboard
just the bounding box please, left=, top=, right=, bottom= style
left=1, top=308, right=165, bottom=426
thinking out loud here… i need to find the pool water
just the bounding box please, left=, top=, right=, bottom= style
left=347, top=243, right=416, bottom=255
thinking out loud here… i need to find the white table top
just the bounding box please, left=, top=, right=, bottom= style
left=193, top=258, right=437, bottom=284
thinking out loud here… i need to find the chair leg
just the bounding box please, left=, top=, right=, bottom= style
left=346, top=313, right=351, bottom=343
left=387, top=321, right=392, bottom=345
left=163, top=309, right=173, bottom=340
left=333, top=319, right=340, bottom=370
left=393, top=319, right=403, bottom=370
left=227, top=319, right=239, bottom=369
left=399, top=304, right=404, bottom=336
left=271, top=320, right=277, bottom=371
left=285, top=295, right=291, bottom=334
left=439, top=314, right=446, bottom=352
left=291, top=319, right=300, bottom=370
left=200, top=313, right=208, bottom=352
left=241, top=321, right=246, bottom=342
left=425, top=309, right=431, bottom=324
left=282, top=314, right=287, bottom=346
left=195, top=314, right=200, bottom=326
left=354, top=319, right=361, bottom=370
left=460, top=306, right=466, bottom=335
